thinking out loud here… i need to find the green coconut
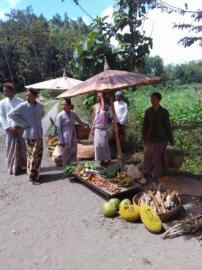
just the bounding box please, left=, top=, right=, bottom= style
left=101, top=202, right=117, bottom=218
left=108, top=198, right=121, bottom=211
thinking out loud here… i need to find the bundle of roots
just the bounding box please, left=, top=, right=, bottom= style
left=162, top=214, right=202, bottom=240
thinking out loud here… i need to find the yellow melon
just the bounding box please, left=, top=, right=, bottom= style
left=140, top=204, right=163, bottom=233
left=119, top=204, right=140, bottom=222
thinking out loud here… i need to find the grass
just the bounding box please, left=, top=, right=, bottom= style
left=126, top=83, right=202, bottom=125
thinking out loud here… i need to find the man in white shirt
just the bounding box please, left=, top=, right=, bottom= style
left=113, top=90, right=128, bottom=149
left=0, top=82, right=26, bottom=175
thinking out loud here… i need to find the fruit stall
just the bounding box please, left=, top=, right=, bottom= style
left=64, top=161, right=144, bottom=199
left=46, top=116, right=202, bottom=239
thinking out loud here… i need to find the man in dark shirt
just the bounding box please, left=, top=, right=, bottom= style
left=142, top=92, right=175, bottom=177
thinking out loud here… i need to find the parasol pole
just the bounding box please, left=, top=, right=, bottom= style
left=103, top=57, right=123, bottom=164
left=109, top=92, right=123, bottom=164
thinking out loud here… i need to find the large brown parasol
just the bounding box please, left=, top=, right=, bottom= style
left=56, top=68, right=163, bottom=162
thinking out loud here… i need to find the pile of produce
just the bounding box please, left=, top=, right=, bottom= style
left=48, top=137, right=59, bottom=156
left=135, top=190, right=180, bottom=214
left=162, top=214, right=202, bottom=240
left=101, top=198, right=163, bottom=233
left=110, top=172, right=135, bottom=187
left=47, top=118, right=59, bottom=156
left=64, top=162, right=77, bottom=177
left=64, top=161, right=147, bottom=196
left=80, top=172, right=121, bottom=193
left=64, top=161, right=100, bottom=178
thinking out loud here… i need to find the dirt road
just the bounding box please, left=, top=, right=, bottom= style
left=0, top=106, right=201, bottom=270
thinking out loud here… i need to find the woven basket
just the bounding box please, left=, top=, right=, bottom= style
left=77, top=142, right=94, bottom=160
left=164, top=149, right=185, bottom=169
left=52, top=145, right=63, bottom=166
left=75, top=125, right=91, bottom=140
left=133, top=192, right=182, bottom=222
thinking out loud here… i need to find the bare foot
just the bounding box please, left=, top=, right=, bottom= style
left=30, top=180, right=40, bottom=185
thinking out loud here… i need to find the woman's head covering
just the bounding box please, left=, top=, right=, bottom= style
left=115, top=90, right=123, bottom=97
left=62, top=98, right=71, bottom=105
left=27, top=88, right=38, bottom=97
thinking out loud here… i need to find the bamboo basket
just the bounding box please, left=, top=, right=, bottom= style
left=75, top=125, right=91, bottom=140
left=133, top=192, right=182, bottom=222
left=77, top=142, right=94, bottom=160
left=164, top=149, right=185, bottom=169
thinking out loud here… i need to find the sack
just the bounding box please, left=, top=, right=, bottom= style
left=52, top=145, right=63, bottom=166
left=77, top=142, right=94, bottom=160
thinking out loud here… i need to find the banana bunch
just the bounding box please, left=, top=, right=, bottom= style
left=111, top=172, right=135, bottom=187
left=47, top=136, right=59, bottom=156
left=48, top=136, right=59, bottom=147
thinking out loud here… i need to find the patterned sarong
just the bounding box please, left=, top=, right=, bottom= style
left=6, top=129, right=27, bottom=175
left=26, top=138, right=43, bottom=181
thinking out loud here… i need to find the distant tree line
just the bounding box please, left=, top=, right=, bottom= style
left=0, top=4, right=202, bottom=92
left=0, top=6, right=89, bottom=90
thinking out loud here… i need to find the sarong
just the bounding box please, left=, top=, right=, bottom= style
left=6, top=129, right=26, bottom=175
left=62, top=138, right=77, bottom=166
left=143, top=143, right=166, bottom=177
left=26, top=138, right=43, bottom=181
left=94, top=128, right=111, bottom=161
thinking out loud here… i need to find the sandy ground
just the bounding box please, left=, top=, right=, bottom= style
left=0, top=107, right=202, bottom=270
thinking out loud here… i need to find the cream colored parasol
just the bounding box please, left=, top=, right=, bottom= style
left=25, top=75, right=82, bottom=91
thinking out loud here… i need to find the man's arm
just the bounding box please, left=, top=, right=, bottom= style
left=8, top=104, right=30, bottom=129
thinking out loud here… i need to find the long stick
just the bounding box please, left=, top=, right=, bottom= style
left=109, top=92, right=122, bottom=164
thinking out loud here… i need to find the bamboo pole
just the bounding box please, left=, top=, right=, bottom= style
left=109, top=92, right=123, bottom=164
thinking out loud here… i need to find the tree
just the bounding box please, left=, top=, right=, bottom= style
left=144, top=55, right=165, bottom=76
left=72, top=0, right=155, bottom=77
left=113, top=0, right=153, bottom=71
left=156, top=1, right=202, bottom=47
left=0, top=6, right=89, bottom=90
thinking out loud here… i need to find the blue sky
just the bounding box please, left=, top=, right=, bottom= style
left=0, top=0, right=201, bottom=64
left=0, top=0, right=114, bottom=21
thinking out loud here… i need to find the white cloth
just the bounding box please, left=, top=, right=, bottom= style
left=0, top=96, right=23, bottom=130
left=114, top=100, right=128, bottom=125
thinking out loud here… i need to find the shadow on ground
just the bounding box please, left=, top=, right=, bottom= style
left=40, top=172, right=66, bottom=183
